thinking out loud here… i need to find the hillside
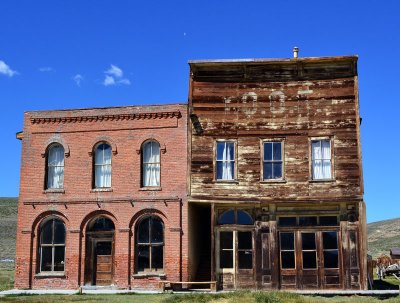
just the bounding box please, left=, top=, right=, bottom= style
left=0, top=197, right=398, bottom=261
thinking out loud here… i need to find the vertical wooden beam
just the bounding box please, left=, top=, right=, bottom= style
left=211, top=203, right=216, bottom=284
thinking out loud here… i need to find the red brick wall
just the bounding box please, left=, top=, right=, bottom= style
left=15, top=104, right=188, bottom=290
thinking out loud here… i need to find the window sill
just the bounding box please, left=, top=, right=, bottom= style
left=260, top=179, right=287, bottom=184
left=35, top=272, right=66, bottom=278
left=214, top=180, right=239, bottom=184
left=132, top=272, right=166, bottom=279
left=91, top=188, right=113, bottom=193
left=43, top=189, right=65, bottom=194
left=139, top=187, right=162, bottom=191
left=309, top=179, right=336, bottom=183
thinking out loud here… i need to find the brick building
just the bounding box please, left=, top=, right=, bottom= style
left=15, top=104, right=188, bottom=289
left=15, top=53, right=366, bottom=291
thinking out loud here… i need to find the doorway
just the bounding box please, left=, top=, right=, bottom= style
left=84, top=217, right=115, bottom=286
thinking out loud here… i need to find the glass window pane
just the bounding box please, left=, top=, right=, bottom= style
left=151, top=246, right=163, bottom=271
left=280, top=233, right=294, bottom=250
left=41, top=221, right=53, bottom=244
left=237, top=210, right=253, bottom=225
left=220, top=250, right=233, bottom=268
left=89, top=217, right=115, bottom=232
left=216, top=142, right=225, bottom=161
left=238, top=232, right=252, bottom=250
left=312, top=141, right=321, bottom=160
left=151, top=218, right=163, bottom=243
left=238, top=250, right=253, bottom=269
left=324, top=250, right=339, bottom=268
left=54, top=246, right=65, bottom=271
left=281, top=251, right=295, bottom=269
left=137, top=246, right=150, bottom=272
left=323, top=232, right=338, bottom=249
left=264, top=163, right=273, bottom=180
left=53, top=220, right=65, bottom=244
left=219, top=210, right=235, bottom=225
left=216, top=161, right=223, bottom=180
left=273, top=142, right=282, bottom=160
left=321, top=140, right=331, bottom=160
left=319, top=216, right=338, bottom=226
left=278, top=217, right=297, bottom=227
left=228, top=143, right=234, bottom=160
left=151, top=142, right=160, bottom=162
left=302, top=233, right=316, bottom=250
left=40, top=247, right=53, bottom=272
left=299, top=216, right=317, bottom=226
left=220, top=232, right=233, bottom=249
left=264, top=143, right=272, bottom=161
left=138, top=218, right=150, bottom=244
left=272, top=163, right=282, bottom=179
left=96, top=242, right=112, bottom=255
left=303, top=251, right=317, bottom=269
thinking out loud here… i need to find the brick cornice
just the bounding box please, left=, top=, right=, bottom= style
left=30, top=111, right=181, bottom=124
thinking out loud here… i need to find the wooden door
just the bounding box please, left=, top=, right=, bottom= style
left=94, top=241, right=113, bottom=286
left=235, top=231, right=254, bottom=288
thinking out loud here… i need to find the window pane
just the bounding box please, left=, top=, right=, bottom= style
left=237, top=210, right=253, bottom=225
left=220, top=232, right=233, bottom=249
left=53, top=220, right=65, bottom=244
left=321, top=140, right=331, bottom=160
left=323, top=232, right=338, bottom=249
left=54, top=246, right=65, bottom=271
left=238, top=250, right=253, bottom=269
left=299, top=216, right=317, bottom=226
left=272, top=163, right=282, bottom=179
left=151, top=246, right=163, bottom=271
left=40, top=247, right=53, bottom=272
left=143, top=163, right=160, bottom=186
left=302, top=233, right=316, bottom=250
left=281, top=251, right=295, bottom=269
left=216, top=161, right=224, bottom=180
left=264, top=143, right=272, bottom=161
left=138, top=218, right=150, bottom=243
left=280, top=233, right=294, bottom=250
left=319, top=216, right=338, bottom=226
left=264, top=163, right=273, bottom=180
left=324, top=250, right=339, bottom=268
left=89, top=217, right=115, bottom=232
left=151, top=218, right=163, bottom=243
left=96, top=242, right=112, bottom=255
left=219, top=210, right=235, bottom=225
left=216, top=142, right=225, bottom=161
left=273, top=142, right=282, bottom=160
left=238, top=232, right=252, bottom=250
left=48, top=145, right=64, bottom=166
left=137, top=246, right=150, bottom=271
left=95, top=144, right=111, bottom=165
left=220, top=250, right=233, bottom=268
left=303, top=251, right=317, bottom=269
left=312, top=141, right=321, bottom=160
left=41, top=221, right=53, bottom=244
left=278, top=217, right=296, bottom=227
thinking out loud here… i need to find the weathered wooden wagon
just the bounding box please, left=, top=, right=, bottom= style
left=187, top=51, right=367, bottom=290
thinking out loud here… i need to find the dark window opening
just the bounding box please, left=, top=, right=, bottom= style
left=278, top=217, right=297, bottom=227
left=319, top=216, right=338, bottom=226
left=302, top=233, right=317, bottom=269
left=39, top=218, right=66, bottom=272
left=220, top=231, right=234, bottom=269
left=218, top=209, right=253, bottom=225
left=219, top=210, right=235, bottom=225
left=323, top=231, right=339, bottom=269
left=299, top=216, right=317, bottom=226
left=88, top=217, right=115, bottom=232
left=238, top=231, right=253, bottom=269
left=280, top=232, right=295, bottom=269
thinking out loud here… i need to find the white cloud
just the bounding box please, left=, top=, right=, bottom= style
left=102, top=64, right=130, bottom=87
left=73, top=74, right=83, bottom=87
left=38, top=67, right=54, bottom=72
left=0, top=60, right=18, bottom=77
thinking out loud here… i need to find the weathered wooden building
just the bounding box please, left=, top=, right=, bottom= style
left=187, top=54, right=367, bottom=290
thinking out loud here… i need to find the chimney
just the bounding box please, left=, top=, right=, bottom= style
left=293, top=47, right=299, bottom=58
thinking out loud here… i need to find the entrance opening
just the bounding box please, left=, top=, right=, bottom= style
left=84, top=217, right=115, bottom=286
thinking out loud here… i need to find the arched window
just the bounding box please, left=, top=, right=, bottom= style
left=142, top=141, right=160, bottom=187
left=218, top=209, right=253, bottom=225
left=136, top=216, right=164, bottom=272
left=94, top=143, right=112, bottom=188
left=46, top=144, right=64, bottom=189
left=39, top=218, right=66, bottom=272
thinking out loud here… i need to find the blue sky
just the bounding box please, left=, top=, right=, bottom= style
left=0, top=0, right=398, bottom=223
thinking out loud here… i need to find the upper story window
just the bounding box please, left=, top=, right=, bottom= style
left=263, top=141, right=283, bottom=180
left=216, top=141, right=235, bottom=181
left=142, top=140, right=160, bottom=187
left=39, top=217, right=66, bottom=273
left=311, top=139, right=332, bottom=180
left=46, top=144, right=65, bottom=189
left=94, top=143, right=112, bottom=188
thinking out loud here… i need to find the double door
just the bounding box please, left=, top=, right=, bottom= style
left=279, top=230, right=341, bottom=289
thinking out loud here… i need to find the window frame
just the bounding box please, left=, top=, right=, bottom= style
left=135, top=215, right=164, bottom=273
left=261, top=138, right=285, bottom=182
left=93, top=142, right=112, bottom=189
left=45, top=143, right=65, bottom=190
left=214, top=139, right=237, bottom=182
left=38, top=217, right=66, bottom=274
left=141, top=140, right=161, bottom=188
left=309, top=137, right=334, bottom=181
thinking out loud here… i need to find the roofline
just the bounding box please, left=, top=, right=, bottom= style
left=24, top=102, right=187, bottom=114
left=188, top=55, right=358, bottom=65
